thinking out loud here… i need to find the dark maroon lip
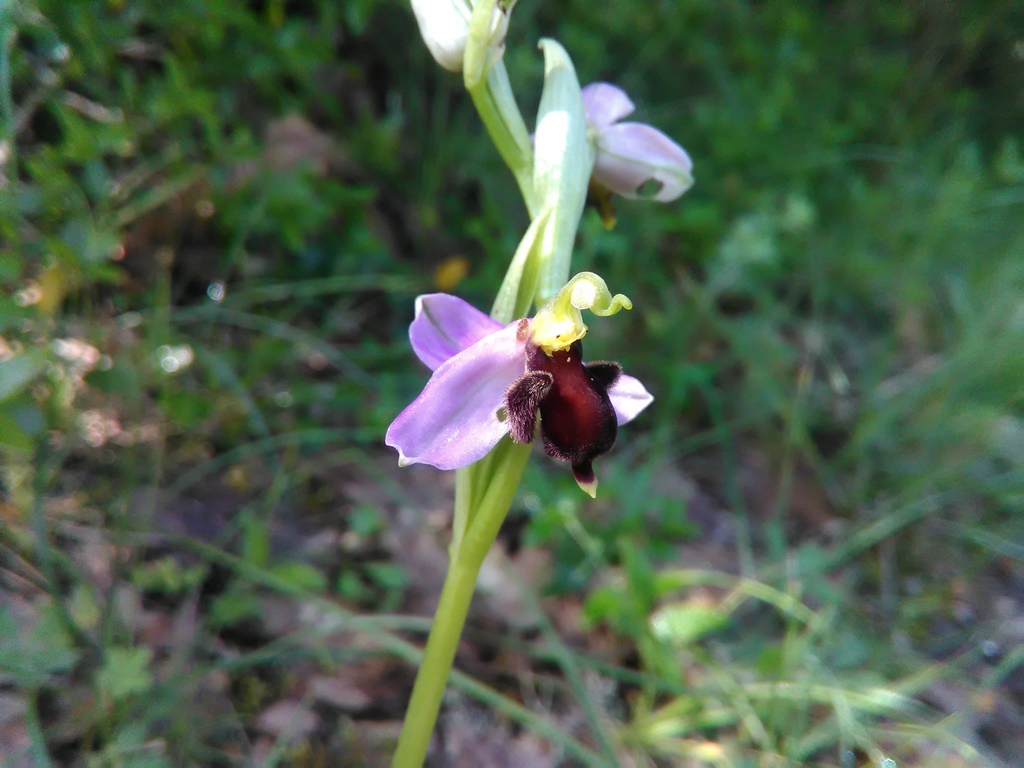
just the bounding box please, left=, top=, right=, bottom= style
left=504, top=340, right=621, bottom=485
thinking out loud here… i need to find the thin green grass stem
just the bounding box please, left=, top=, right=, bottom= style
left=177, top=534, right=602, bottom=764
left=519, top=569, right=620, bottom=765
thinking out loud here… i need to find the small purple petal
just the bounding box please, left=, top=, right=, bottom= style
left=386, top=321, right=526, bottom=470
left=409, top=293, right=503, bottom=371
left=581, top=82, right=635, bottom=131
left=608, top=374, right=653, bottom=425
left=594, top=122, right=694, bottom=202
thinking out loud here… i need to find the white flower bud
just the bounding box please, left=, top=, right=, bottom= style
left=410, top=0, right=509, bottom=74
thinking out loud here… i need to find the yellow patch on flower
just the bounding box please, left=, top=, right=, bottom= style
left=529, top=271, right=632, bottom=354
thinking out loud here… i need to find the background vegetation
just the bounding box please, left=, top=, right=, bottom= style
left=2, top=1, right=1023, bottom=765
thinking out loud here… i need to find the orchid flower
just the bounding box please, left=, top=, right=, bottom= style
left=386, top=273, right=653, bottom=496
left=582, top=82, right=694, bottom=205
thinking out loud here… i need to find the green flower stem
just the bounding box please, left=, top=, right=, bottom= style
left=468, top=61, right=538, bottom=216
left=460, top=440, right=532, bottom=565
left=392, top=440, right=531, bottom=768
left=391, top=553, right=479, bottom=767
left=395, top=18, right=560, bottom=762
left=450, top=465, right=474, bottom=558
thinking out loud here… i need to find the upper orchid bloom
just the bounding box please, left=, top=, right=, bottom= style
left=582, top=82, right=694, bottom=204
left=410, top=0, right=511, bottom=74
left=386, top=273, right=653, bottom=497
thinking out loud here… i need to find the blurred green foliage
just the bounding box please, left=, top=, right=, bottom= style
left=1, top=0, right=1023, bottom=765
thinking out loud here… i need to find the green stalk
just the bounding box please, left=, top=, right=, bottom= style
left=450, top=465, right=475, bottom=558
left=393, top=8, right=552, bottom=760
left=461, top=0, right=534, bottom=206
left=391, top=440, right=531, bottom=767
left=467, top=61, right=538, bottom=216
left=391, top=557, right=478, bottom=767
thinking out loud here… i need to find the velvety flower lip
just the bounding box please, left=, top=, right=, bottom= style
left=387, top=293, right=653, bottom=473
left=581, top=82, right=693, bottom=202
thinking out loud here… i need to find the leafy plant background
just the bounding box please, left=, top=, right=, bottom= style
left=1, top=1, right=1023, bottom=766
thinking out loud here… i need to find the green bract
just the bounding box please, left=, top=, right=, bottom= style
left=531, top=39, right=595, bottom=307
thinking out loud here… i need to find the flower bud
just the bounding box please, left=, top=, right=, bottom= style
left=410, top=0, right=510, bottom=74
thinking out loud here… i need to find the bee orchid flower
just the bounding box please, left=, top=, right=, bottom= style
left=386, top=273, right=653, bottom=496
left=582, top=82, right=694, bottom=204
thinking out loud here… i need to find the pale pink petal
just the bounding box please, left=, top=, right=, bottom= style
left=410, top=293, right=502, bottom=370
left=594, top=122, right=694, bottom=201
left=581, top=82, right=635, bottom=131
left=608, top=374, right=654, bottom=425
left=386, top=322, right=526, bottom=470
